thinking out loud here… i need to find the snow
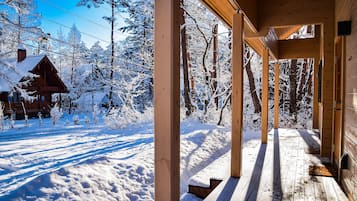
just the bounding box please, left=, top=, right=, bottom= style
left=0, top=115, right=246, bottom=200
left=0, top=55, right=45, bottom=92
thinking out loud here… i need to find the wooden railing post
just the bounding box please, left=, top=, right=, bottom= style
left=231, top=12, right=244, bottom=178
left=154, top=0, right=181, bottom=200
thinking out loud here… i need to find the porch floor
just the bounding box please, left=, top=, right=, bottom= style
left=204, top=129, right=348, bottom=201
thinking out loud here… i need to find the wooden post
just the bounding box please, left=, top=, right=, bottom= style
left=312, top=57, right=320, bottom=129
left=231, top=12, right=244, bottom=178
left=262, top=47, right=269, bottom=144
left=274, top=63, right=280, bottom=129
left=154, top=0, right=180, bottom=200
left=320, top=20, right=335, bottom=157
left=313, top=25, right=321, bottom=130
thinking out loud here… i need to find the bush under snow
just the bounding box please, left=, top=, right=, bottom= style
left=50, top=104, right=63, bottom=125
left=104, top=106, right=153, bottom=129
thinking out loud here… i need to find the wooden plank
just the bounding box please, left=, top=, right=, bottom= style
left=261, top=47, right=269, bottom=144
left=274, top=63, right=280, bottom=129
left=323, top=177, right=349, bottom=201
left=154, top=0, right=180, bottom=200
left=231, top=12, right=244, bottom=178
left=205, top=129, right=349, bottom=201
left=278, top=38, right=320, bottom=59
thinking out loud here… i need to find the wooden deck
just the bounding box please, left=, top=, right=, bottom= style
left=205, top=129, right=348, bottom=201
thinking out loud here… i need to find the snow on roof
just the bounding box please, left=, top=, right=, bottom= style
left=0, top=55, right=46, bottom=92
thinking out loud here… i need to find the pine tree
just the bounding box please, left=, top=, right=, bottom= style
left=77, top=0, right=129, bottom=109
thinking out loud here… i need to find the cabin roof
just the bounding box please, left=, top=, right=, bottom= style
left=0, top=55, right=47, bottom=92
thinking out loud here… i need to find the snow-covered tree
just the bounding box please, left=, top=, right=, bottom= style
left=77, top=0, right=129, bottom=109
left=0, top=0, right=41, bottom=54
left=119, top=0, right=154, bottom=110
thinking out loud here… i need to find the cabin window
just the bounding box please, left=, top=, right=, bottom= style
left=41, top=95, right=45, bottom=102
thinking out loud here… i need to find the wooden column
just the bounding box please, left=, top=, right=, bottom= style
left=312, top=57, right=320, bottom=129
left=320, top=20, right=335, bottom=157
left=262, top=47, right=269, bottom=144
left=313, top=25, right=321, bottom=130
left=154, top=0, right=180, bottom=200
left=274, top=63, right=280, bottom=129
left=231, top=13, right=244, bottom=178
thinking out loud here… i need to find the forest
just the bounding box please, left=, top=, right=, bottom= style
left=0, top=0, right=314, bottom=129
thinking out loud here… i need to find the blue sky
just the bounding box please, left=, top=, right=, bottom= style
left=35, top=0, right=127, bottom=48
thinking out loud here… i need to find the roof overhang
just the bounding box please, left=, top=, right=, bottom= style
left=199, top=0, right=331, bottom=60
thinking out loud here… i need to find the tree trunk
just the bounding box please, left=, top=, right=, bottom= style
left=187, top=51, right=195, bottom=102
left=108, top=0, right=115, bottom=109
left=289, top=59, right=298, bottom=118
left=180, top=1, right=193, bottom=116
left=297, top=59, right=308, bottom=103
left=217, top=91, right=231, bottom=125
left=245, top=45, right=261, bottom=113
left=212, top=24, right=218, bottom=110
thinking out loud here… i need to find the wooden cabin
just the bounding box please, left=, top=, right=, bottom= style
left=153, top=0, right=356, bottom=200
left=0, top=49, right=68, bottom=119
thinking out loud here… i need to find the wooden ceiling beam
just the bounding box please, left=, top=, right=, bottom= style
left=258, top=0, right=334, bottom=30
left=275, top=26, right=302, bottom=40
left=229, top=0, right=258, bottom=32
left=200, top=0, right=279, bottom=59
left=278, top=38, right=320, bottom=59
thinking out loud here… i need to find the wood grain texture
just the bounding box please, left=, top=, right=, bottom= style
left=313, top=57, right=320, bottom=129
left=261, top=48, right=269, bottom=144
left=278, top=38, right=320, bottom=59
left=231, top=13, right=244, bottom=178
left=204, top=129, right=348, bottom=201
left=154, top=0, right=181, bottom=200
left=274, top=63, right=280, bottom=129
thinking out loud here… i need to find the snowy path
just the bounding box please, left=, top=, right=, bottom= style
left=0, top=120, right=154, bottom=197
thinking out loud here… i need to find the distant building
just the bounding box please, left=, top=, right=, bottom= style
left=0, top=48, right=68, bottom=119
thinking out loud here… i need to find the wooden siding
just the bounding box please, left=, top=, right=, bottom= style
left=339, top=0, right=357, bottom=200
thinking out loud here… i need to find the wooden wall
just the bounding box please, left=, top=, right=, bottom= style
left=338, top=0, right=357, bottom=200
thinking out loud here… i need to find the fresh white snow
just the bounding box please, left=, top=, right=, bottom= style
left=0, top=114, right=260, bottom=200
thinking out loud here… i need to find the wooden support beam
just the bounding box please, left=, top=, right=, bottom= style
left=278, top=38, right=320, bottom=59
left=320, top=20, right=335, bottom=158
left=262, top=47, right=269, bottom=144
left=154, top=0, right=180, bottom=200
left=231, top=12, right=244, bottom=178
left=275, top=26, right=302, bottom=40
left=229, top=0, right=258, bottom=32
left=264, top=28, right=279, bottom=60
left=312, top=57, right=320, bottom=129
left=313, top=25, right=321, bottom=130
left=259, top=0, right=334, bottom=30
left=274, top=63, right=280, bottom=129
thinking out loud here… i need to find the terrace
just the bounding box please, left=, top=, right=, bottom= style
left=153, top=0, right=354, bottom=200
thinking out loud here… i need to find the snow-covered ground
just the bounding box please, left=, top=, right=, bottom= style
left=0, top=114, right=261, bottom=200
